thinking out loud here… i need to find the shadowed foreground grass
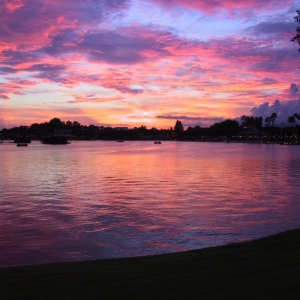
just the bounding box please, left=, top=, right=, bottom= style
left=1, top=229, right=300, bottom=299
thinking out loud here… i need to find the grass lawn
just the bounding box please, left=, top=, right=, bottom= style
left=1, top=229, right=300, bottom=299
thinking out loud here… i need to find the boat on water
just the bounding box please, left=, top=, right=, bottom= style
left=17, top=143, right=28, bottom=147
left=41, top=136, right=70, bottom=145
left=14, top=137, right=31, bottom=144
left=154, top=141, right=162, bottom=144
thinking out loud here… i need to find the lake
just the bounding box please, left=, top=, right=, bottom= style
left=1, top=140, right=300, bottom=267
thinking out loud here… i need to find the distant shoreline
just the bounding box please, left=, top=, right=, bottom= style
left=1, top=138, right=299, bottom=145
left=1, top=228, right=300, bottom=299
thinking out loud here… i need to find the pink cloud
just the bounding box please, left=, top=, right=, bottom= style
left=67, top=95, right=124, bottom=104
left=0, top=78, right=38, bottom=99
left=1, top=4, right=295, bottom=84
left=5, top=78, right=37, bottom=86
left=0, top=0, right=130, bottom=48
left=150, top=0, right=294, bottom=15
left=0, top=0, right=299, bottom=128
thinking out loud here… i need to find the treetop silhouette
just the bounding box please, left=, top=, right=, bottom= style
left=291, top=10, right=300, bottom=51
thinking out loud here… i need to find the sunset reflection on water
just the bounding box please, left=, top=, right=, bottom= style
left=1, top=141, right=300, bottom=267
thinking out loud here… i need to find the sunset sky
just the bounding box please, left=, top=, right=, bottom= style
left=0, top=0, right=299, bottom=129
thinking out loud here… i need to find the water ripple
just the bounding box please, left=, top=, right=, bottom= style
left=1, top=141, right=300, bottom=266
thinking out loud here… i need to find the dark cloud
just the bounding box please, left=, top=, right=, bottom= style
left=246, top=21, right=296, bottom=37
left=156, top=115, right=225, bottom=127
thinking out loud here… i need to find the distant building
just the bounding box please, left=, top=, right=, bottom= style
left=240, top=128, right=267, bottom=140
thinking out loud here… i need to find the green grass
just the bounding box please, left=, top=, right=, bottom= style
left=1, top=229, right=300, bottom=299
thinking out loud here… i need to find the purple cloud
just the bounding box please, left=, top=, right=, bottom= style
left=44, top=28, right=173, bottom=65
left=0, top=50, right=41, bottom=67
left=0, top=94, right=9, bottom=100
left=103, top=83, right=144, bottom=94
left=0, top=0, right=130, bottom=45
left=27, top=64, right=66, bottom=72
left=261, top=77, right=278, bottom=85
left=251, top=99, right=300, bottom=125
left=0, top=0, right=299, bottom=129
left=0, top=66, right=17, bottom=74
left=23, top=64, right=68, bottom=83
left=246, top=21, right=296, bottom=37
left=157, top=115, right=225, bottom=127
left=289, top=83, right=299, bottom=96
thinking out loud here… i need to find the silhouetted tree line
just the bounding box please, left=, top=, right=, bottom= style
left=1, top=115, right=300, bottom=142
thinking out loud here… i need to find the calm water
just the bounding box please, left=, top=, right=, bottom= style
left=1, top=141, right=300, bottom=267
